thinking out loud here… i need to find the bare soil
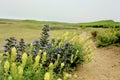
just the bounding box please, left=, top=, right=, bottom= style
left=75, top=46, right=120, bottom=80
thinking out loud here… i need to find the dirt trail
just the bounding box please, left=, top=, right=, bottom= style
left=75, top=32, right=120, bottom=80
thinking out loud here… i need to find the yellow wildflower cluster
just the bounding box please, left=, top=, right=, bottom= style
left=11, top=62, right=17, bottom=78
left=63, top=72, right=72, bottom=80
left=42, top=52, right=47, bottom=63
left=11, top=47, right=17, bottom=61
left=33, top=55, right=40, bottom=69
left=60, top=63, right=65, bottom=68
left=18, top=66, right=23, bottom=76
left=21, top=52, right=28, bottom=67
left=4, top=60, right=10, bottom=75
left=44, top=72, right=51, bottom=80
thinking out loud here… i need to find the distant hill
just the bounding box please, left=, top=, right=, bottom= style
left=75, top=20, right=120, bottom=28
left=0, top=18, right=120, bottom=28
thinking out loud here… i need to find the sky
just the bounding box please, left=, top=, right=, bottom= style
left=0, top=0, right=120, bottom=23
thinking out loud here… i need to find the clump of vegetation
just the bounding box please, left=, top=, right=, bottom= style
left=114, top=31, right=120, bottom=46
left=91, top=31, right=98, bottom=38
left=0, top=25, right=94, bottom=80
left=96, top=29, right=120, bottom=47
left=74, top=20, right=120, bottom=28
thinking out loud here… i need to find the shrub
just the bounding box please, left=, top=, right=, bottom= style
left=96, top=30, right=120, bottom=47
left=115, top=31, right=120, bottom=46
left=91, top=31, right=98, bottom=38
left=0, top=25, right=94, bottom=80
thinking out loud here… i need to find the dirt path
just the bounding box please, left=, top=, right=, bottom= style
left=76, top=46, right=120, bottom=80
left=74, top=32, right=120, bottom=80
left=75, top=36, right=120, bottom=80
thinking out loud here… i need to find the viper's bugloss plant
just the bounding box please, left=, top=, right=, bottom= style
left=3, top=37, right=17, bottom=54
left=0, top=25, right=94, bottom=80
left=40, top=25, right=50, bottom=48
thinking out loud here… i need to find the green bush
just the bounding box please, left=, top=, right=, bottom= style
left=115, top=31, right=120, bottom=46
left=0, top=25, right=93, bottom=80
left=96, top=30, right=120, bottom=47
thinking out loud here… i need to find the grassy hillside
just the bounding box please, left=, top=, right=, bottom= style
left=74, top=20, right=120, bottom=28
left=0, top=19, right=120, bottom=28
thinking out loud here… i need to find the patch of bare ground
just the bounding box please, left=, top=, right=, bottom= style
left=74, top=46, right=120, bottom=80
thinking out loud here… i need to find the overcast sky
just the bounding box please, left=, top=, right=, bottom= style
left=0, top=0, right=120, bottom=23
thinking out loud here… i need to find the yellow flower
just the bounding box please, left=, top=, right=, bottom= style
left=33, top=55, right=40, bottom=69
left=58, top=42, right=62, bottom=47
left=49, top=62, right=54, bottom=70
left=61, top=63, right=64, bottom=68
left=35, top=55, right=40, bottom=63
left=54, top=61, right=58, bottom=67
left=71, top=54, right=74, bottom=63
left=11, top=62, right=17, bottom=77
left=38, top=50, right=42, bottom=55
left=73, top=74, right=78, bottom=78
left=18, top=66, right=23, bottom=76
left=44, top=72, right=50, bottom=80
left=11, top=47, right=17, bottom=61
left=48, top=63, right=54, bottom=80
left=57, top=54, right=61, bottom=60
left=8, top=76, right=12, bottom=80
left=74, top=50, right=79, bottom=61
left=4, top=60, right=10, bottom=73
left=57, top=78, right=62, bottom=80
left=42, top=52, right=47, bottom=63
left=40, top=63, right=43, bottom=68
left=21, top=53, right=28, bottom=67
left=76, top=50, right=79, bottom=55
left=54, top=54, right=60, bottom=67
left=22, top=53, right=27, bottom=61
left=12, top=47, right=16, bottom=53
left=63, top=72, right=72, bottom=80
